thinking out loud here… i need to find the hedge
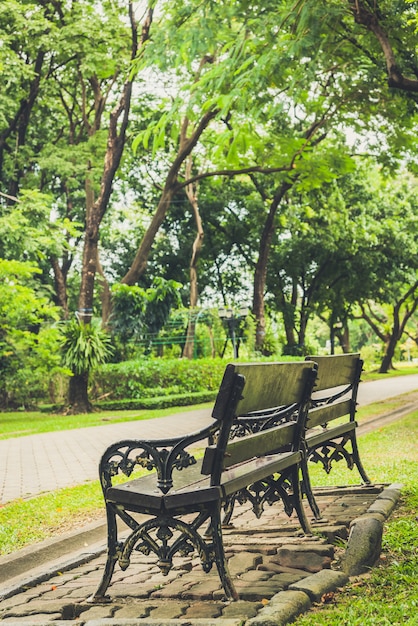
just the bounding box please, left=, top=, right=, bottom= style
left=95, top=390, right=218, bottom=411
left=91, top=357, right=228, bottom=401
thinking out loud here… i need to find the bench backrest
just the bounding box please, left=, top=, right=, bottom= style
left=203, top=361, right=318, bottom=482
left=304, top=353, right=363, bottom=430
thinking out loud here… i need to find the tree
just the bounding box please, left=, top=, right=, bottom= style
left=348, top=0, right=418, bottom=95
left=358, top=288, right=418, bottom=372
left=0, top=259, right=60, bottom=408
left=182, top=158, right=205, bottom=359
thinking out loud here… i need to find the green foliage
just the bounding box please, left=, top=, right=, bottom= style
left=60, top=318, right=113, bottom=376
left=95, top=390, right=217, bottom=411
left=0, top=259, right=61, bottom=407
left=91, top=356, right=227, bottom=401
left=1, top=0, right=418, bottom=401
left=0, top=190, right=82, bottom=261
left=110, top=278, right=182, bottom=356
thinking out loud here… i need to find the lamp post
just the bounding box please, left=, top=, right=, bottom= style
left=218, top=305, right=249, bottom=358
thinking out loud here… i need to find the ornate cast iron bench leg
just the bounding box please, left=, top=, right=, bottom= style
left=210, top=503, right=238, bottom=601
left=351, top=434, right=371, bottom=484
left=89, top=506, right=119, bottom=602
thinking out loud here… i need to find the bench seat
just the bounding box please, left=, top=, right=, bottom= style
left=107, top=449, right=301, bottom=513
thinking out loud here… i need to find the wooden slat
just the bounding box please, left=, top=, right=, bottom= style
left=220, top=451, right=301, bottom=497
left=307, top=421, right=356, bottom=448
left=212, top=363, right=242, bottom=420
left=224, top=422, right=295, bottom=468
left=107, top=464, right=221, bottom=513
left=306, top=399, right=352, bottom=429
left=306, top=353, right=360, bottom=391
left=233, top=361, right=316, bottom=415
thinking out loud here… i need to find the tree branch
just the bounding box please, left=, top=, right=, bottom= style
left=349, top=0, right=418, bottom=93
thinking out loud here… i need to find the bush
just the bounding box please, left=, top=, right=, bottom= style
left=95, top=390, right=218, bottom=411
left=90, top=357, right=228, bottom=401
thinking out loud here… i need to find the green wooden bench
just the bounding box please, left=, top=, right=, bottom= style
left=303, top=353, right=371, bottom=519
left=90, top=360, right=317, bottom=602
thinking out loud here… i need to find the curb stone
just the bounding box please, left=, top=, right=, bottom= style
left=245, top=590, right=312, bottom=626
left=85, top=621, right=244, bottom=625
left=341, top=517, right=383, bottom=576
left=287, top=569, right=349, bottom=601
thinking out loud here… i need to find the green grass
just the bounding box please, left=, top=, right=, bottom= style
left=293, top=489, right=418, bottom=625
left=0, top=402, right=212, bottom=440
left=293, top=411, right=418, bottom=625
left=0, top=482, right=104, bottom=554
left=361, top=364, right=418, bottom=381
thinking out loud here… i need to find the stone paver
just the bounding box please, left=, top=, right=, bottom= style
left=0, top=484, right=401, bottom=624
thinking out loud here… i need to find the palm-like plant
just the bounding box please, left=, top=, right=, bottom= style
left=60, top=318, right=113, bottom=412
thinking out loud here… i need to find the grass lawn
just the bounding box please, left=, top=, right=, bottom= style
left=293, top=410, right=418, bottom=625
left=0, top=402, right=213, bottom=440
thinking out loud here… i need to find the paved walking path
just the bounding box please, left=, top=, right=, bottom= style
left=0, top=374, right=417, bottom=504
left=0, top=483, right=402, bottom=624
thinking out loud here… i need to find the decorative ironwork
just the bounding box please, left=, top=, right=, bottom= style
left=233, top=402, right=299, bottom=436
left=117, top=513, right=215, bottom=576
left=309, top=435, right=355, bottom=474
left=100, top=419, right=220, bottom=496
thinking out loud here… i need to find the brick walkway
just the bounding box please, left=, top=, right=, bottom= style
left=0, top=484, right=399, bottom=625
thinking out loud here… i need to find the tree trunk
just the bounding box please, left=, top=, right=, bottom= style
left=183, top=158, right=204, bottom=359
left=337, top=325, right=351, bottom=353
left=122, top=109, right=217, bottom=286
left=66, top=4, right=145, bottom=411
left=379, top=337, right=397, bottom=373
left=51, top=256, right=69, bottom=319
left=122, top=185, right=178, bottom=284
left=379, top=304, right=400, bottom=373
left=1, top=49, right=45, bottom=196
left=68, top=372, right=92, bottom=413
left=350, top=0, right=418, bottom=94
left=76, top=3, right=144, bottom=312
left=253, top=181, right=292, bottom=351
left=97, top=259, right=112, bottom=326
left=298, top=307, right=309, bottom=354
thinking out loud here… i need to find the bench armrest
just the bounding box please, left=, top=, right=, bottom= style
left=98, top=419, right=220, bottom=495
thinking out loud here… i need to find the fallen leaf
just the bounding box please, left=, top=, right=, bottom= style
left=321, top=592, right=334, bottom=604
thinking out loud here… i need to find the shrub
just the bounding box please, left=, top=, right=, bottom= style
left=95, top=390, right=217, bottom=411
left=90, top=357, right=227, bottom=401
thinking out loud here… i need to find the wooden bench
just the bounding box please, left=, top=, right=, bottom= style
left=303, top=353, right=371, bottom=519
left=90, top=360, right=317, bottom=602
